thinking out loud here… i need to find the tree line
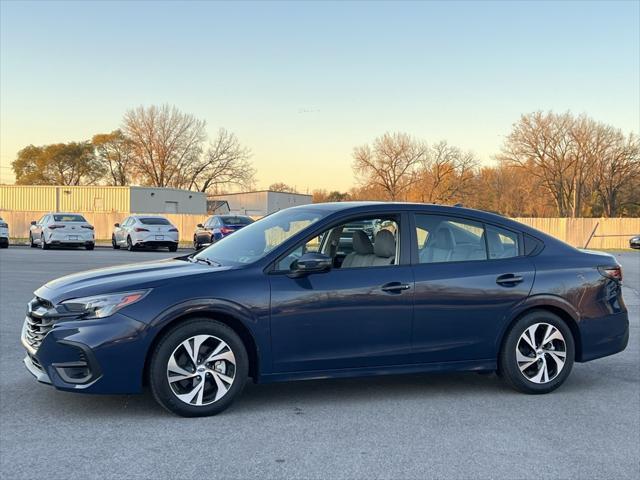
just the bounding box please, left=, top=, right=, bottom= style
left=12, top=107, right=640, bottom=217
left=12, top=105, right=255, bottom=193
left=316, top=112, right=639, bottom=217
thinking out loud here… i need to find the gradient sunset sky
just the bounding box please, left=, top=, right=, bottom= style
left=1, top=0, right=638, bottom=191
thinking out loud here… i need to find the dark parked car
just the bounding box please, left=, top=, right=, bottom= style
left=21, top=203, right=629, bottom=417
left=193, top=215, right=254, bottom=249
left=630, top=235, right=640, bottom=249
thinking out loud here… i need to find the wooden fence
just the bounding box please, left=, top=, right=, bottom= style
left=1, top=210, right=639, bottom=248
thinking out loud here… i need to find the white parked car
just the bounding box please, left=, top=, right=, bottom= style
left=112, top=215, right=179, bottom=252
left=29, top=213, right=95, bottom=250
left=0, top=216, right=9, bottom=248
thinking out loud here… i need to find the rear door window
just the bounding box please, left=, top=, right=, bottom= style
left=486, top=225, right=519, bottom=259
left=415, top=214, right=487, bottom=263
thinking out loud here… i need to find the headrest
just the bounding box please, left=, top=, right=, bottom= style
left=374, top=230, right=396, bottom=258
left=486, top=229, right=504, bottom=253
left=352, top=230, right=374, bottom=254
left=434, top=227, right=455, bottom=249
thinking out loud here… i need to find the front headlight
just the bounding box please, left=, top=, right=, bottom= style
left=61, top=290, right=150, bottom=319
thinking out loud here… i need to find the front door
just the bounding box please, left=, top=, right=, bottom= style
left=268, top=213, right=414, bottom=373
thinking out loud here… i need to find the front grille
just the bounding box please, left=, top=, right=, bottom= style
left=23, top=297, right=55, bottom=351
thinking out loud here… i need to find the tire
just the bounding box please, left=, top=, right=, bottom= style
left=149, top=318, right=248, bottom=417
left=193, top=236, right=200, bottom=250
left=169, top=244, right=178, bottom=252
left=86, top=243, right=95, bottom=251
left=499, top=310, right=574, bottom=394
left=41, top=234, right=50, bottom=250
left=0, top=242, right=7, bottom=249
left=29, top=233, right=37, bottom=248
left=112, top=236, right=120, bottom=249
left=127, top=236, right=135, bottom=251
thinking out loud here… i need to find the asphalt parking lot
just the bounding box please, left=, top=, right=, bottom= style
left=0, top=247, right=638, bottom=479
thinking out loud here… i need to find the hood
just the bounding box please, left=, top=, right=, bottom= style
left=36, top=257, right=233, bottom=304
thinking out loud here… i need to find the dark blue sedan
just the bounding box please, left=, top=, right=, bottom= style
left=193, top=214, right=254, bottom=249
left=21, top=203, right=629, bottom=417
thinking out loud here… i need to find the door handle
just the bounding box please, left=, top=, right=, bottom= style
left=496, top=274, right=524, bottom=286
left=381, top=282, right=411, bottom=293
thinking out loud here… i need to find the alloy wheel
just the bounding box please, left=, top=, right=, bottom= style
left=166, top=334, right=237, bottom=406
left=516, top=322, right=567, bottom=384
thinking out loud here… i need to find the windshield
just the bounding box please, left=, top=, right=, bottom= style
left=139, top=217, right=171, bottom=225
left=194, top=207, right=328, bottom=266
left=221, top=216, right=253, bottom=226
left=53, top=214, right=86, bottom=222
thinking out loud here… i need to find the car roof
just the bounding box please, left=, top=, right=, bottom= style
left=292, top=202, right=565, bottom=243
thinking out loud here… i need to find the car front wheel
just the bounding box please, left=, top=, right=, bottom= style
left=149, top=319, right=248, bottom=417
left=112, top=235, right=120, bottom=249
left=499, top=310, right=574, bottom=394
left=40, top=234, right=50, bottom=250
left=126, top=236, right=135, bottom=251
left=29, top=233, right=37, bottom=248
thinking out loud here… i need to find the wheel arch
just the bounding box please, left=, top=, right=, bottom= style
left=143, top=308, right=260, bottom=386
left=499, top=304, right=582, bottom=361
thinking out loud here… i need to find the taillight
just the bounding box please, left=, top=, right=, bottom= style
left=598, top=266, right=622, bottom=282
left=169, top=228, right=178, bottom=232
left=0, top=222, right=7, bottom=228
left=49, top=224, right=65, bottom=229
left=135, top=227, right=149, bottom=232
left=220, top=227, right=233, bottom=235
left=81, top=225, right=94, bottom=230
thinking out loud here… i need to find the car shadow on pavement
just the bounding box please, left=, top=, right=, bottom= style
left=11, top=368, right=604, bottom=419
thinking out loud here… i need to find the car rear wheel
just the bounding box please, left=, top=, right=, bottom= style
left=86, top=243, right=94, bottom=250
left=149, top=319, right=248, bottom=417
left=499, top=310, right=574, bottom=394
left=112, top=235, right=120, bottom=249
left=169, top=244, right=178, bottom=252
left=40, top=234, right=49, bottom=250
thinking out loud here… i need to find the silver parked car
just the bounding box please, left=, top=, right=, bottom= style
left=29, top=213, right=95, bottom=250
left=0, top=216, right=9, bottom=248
left=112, top=215, right=179, bottom=252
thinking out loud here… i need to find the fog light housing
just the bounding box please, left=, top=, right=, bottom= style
left=53, top=361, right=93, bottom=384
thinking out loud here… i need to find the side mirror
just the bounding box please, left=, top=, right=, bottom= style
left=30, top=221, right=37, bottom=226
left=197, top=223, right=204, bottom=228
left=114, top=223, right=120, bottom=227
left=288, top=252, right=332, bottom=278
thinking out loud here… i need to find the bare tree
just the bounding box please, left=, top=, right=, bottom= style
left=187, top=128, right=255, bottom=193
left=92, top=130, right=134, bottom=186
left=123, top=105, right=206, bottom=188
left=412, top=141, right=478, bottom=204
left=591, top=132, right=640, bottom=217
left=352, top=132, right=427, bottom=201
left=268, top=182, right=298, bottom=193
left=499, top=112, right=585, bottom=217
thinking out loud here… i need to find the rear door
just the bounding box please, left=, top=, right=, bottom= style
left=410, top=213, right=535, bottom=363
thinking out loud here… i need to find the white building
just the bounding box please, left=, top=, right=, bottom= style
left=208, top=190, right=313, bottom=217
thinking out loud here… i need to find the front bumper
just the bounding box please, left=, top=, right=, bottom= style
left=21, top=313, right=151, bottom=394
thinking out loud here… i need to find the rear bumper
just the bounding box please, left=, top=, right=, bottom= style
left=578, top=311, right=629, bottom=362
